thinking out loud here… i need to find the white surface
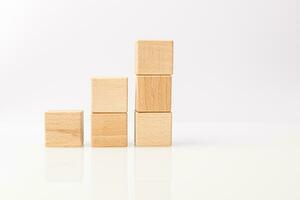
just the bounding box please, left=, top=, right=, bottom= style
left=0, top=0, right=299, bottom=199
left=0, top=120, right=300, bottom=199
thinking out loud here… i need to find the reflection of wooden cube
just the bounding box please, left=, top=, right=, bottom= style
left=135, top=148, right=172, bottom=180
left=45, top=110, right=84, bottom=147
left=91, top=150, right=128, bottom=199
left=92, top=77, right=128, bottom=112
left=136, top=41, right=173, bottom=75
left=135, top=181, right=171, bottom=200
left=46, top=149, right=83, bottom=181
left=92, top=113, right=127, bottom=147
left=136, top=76, right=172, bottom=112
left=135, top=112, right=172, bottom=146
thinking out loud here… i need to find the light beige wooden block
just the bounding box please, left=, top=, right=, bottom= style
left=135, top=112, right=172, bottom=146
left=136, top=40, right=173, bottom=75
left=92, top=113, right=127, bottom=147
left=92, top=77, right=128, bottom=112
left=45, top=110, right=83, bottom=147
left=136, top=76, right=172, bottom=112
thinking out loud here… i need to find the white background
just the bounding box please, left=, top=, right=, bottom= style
left=0, top=0, right=300, bottom=199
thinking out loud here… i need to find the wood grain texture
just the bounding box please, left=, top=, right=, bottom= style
left=136, top=76, right=172, bottom=112
left=136, top=40, right=173, bottom=75
left=91, top=113, right=127, bottom=147
left=45, top=110, right=83, bottom=147
left=92, top=77, right=128, bottom=112
left=135, top=112, right=172, bottom=146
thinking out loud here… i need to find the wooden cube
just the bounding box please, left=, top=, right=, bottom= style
left=136, top=76, right=172, bottom=112
left=92, top=77, right=128, bottom=112
left=136, top=41, right=173, bottom=75
left=135, top=112, right=172, bottom=146
left=45, top=110, right=84, bottom=147
left=91, top=113, right=127, bottom=147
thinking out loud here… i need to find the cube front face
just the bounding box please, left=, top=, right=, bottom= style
left=136, top=41, right=173, bottom=75
left=92, top=113, right=128, bottom=147
left=45, top=111, right=83, bottom=147
left=135, top=112, right=172, bottom=146
left=136, top=76, right=172, bottom=112
left=92, top=78, right=128, bottom=112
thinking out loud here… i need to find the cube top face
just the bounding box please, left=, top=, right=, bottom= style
left=136, top=40, right=173, bottom=75
left=91, top=113, right=127, bottom=147
left=92, top=77, right=128, bottom=112
left=45, top=111, right=83, bottom=147
left=136, top=76, right=172, bottom=112
left=47, top=110, right=83, bottom=113
left=135, top=112, right=172, bottom=146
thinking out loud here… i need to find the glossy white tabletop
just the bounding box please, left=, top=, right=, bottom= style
left=0, top=121, right=299, bottom=200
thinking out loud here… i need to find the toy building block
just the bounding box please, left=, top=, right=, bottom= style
left=92, top=77, right=128, bottom=113
left=45, top=110, right=84, bottom=147
left=135, top=112, right=172, bottom=146
left=92, top=113, right=127, bottom=147
left=136, top=76, right=172, bottom=112
left=136, top=41, right=173, bottom=75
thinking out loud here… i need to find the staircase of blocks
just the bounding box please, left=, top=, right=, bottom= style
left=44, top=40, right=173, bottom=147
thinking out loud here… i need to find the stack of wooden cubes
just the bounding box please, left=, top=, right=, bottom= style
left=135, top=41, right=173, bottom=146
left=91, top=77, right=128, bottom=147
